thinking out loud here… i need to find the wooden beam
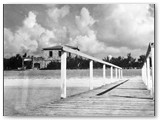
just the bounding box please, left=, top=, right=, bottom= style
left=90, top=60, right=93, bottom=90
left=61, top=51, right=67, bottom=98
left=103, top=64, right=106, bottom=85
left=121, top=69, right=123, bottom=79
left=62, top=46, right=122, bottom=69
left=141, top=66, right=144, bottom=83
left=146, top=57, right=151, bottom=90
left=110, top=66, right=113, bottom=80
left=144, top=62, right=147, bottom=86
left=151, top=47, right=154, bottom=98
left=115, top=68, right=117, bottom=79
left=118, top=69, right=120, bottom=79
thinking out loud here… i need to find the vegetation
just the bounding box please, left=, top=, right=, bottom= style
left=103, top=53, right=146, bottom=69
left=3, top=53, right=146, bottom=70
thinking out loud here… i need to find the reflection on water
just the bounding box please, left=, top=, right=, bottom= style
left=4, top=69, right=141, bottom=115
left=4, top=86, right=88, bottom=115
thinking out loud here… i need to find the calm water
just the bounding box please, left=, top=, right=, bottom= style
left=4, top=69, right=141, bottom=115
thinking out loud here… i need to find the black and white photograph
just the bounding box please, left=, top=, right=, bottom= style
left=3, top=3, right=155, bottom=116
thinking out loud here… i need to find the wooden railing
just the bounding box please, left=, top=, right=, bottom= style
left=141, top=43, right=154, bottom=99
left=60, top=46, right=123, bottom=98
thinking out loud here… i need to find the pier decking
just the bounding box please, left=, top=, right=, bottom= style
left=23, top=78, right=154, bottom=116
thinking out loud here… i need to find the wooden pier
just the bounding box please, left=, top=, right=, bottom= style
left=23, top=78, right=154, bottom=116
left=13, top=43, right=154, bottom=117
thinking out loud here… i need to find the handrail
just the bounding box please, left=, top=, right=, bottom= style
left=62, top=46, right=122, bottom=69
left=141, top=42, right=154, bottom=99
left=60, top=45, right=123, bottom=98
left=145, top=43, right=154, bottom=61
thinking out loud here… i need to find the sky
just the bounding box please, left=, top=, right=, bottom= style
left=4, top=4, right=154, bottom=59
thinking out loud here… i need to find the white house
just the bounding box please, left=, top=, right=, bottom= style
left=32, top=45, right=80, bottom=69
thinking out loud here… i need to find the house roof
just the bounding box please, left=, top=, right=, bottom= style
left=42, top=45, right=80, bottom=51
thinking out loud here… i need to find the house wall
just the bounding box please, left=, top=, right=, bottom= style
left=43, top=50, right=77, bottom=61
left=43, top=50, right=61, bottom=61
left=41, top=50, right=79, bottom=68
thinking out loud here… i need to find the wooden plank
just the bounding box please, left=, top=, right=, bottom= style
left=103, top=64, right=106, bottom=85
left=110, top=66, right=113, bottom=79
left=146, top=57, right=151, bottom=90
left=118, top=69, right=120, bottom=79
left=151, top=47, right=154, bottom=98
left=115, top=68, right=117, bottom=79
left=61, top=51, right=67, bottom=98
left=18, top=78, right=154, bottom=117
left=121, top=70, right=123, bottom=78
left=144, top=62, right=147, bottom=86
left=89, top=60, right=93, bottom=90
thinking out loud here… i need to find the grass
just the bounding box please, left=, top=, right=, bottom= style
left=4, top=69, right=141, bottom=115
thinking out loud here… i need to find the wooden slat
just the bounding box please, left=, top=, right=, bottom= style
left=17, top=78, right=154, bottom=116
left=60, top=51, right=67, bottom=98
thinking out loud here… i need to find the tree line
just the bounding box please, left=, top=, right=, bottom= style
left=4, top=53, right=146, bottom=70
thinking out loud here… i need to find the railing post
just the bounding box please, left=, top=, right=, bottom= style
left=90, top=60, right=93, bottom=90
left=146, top=57, right=151, bottom=90
left=144, top=62, right=147, bottom=86
left=118, top=69, right=120, bottom=79
left=110, top=66, right=113, bottom=79
left=151, top=47, right=154, bottom=98
left=115, top=68, right=117, bottom=79
left=61, top=51, right=67, bottom=99
left=121, top=69, right=123, bottom=79
left=103, top=64, right=106, bottom=85
left=142, top=66, right=144, bottom=83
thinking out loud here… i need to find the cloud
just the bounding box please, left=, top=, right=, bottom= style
left=72, top=30, right=105, bottom=54
left=4, top=11, right=56, bottom=57
left=47, top=5, right=70, bottom=23
left=70, top=7, right=105, bottom=55
left=96, top=4, right=154, bottom=50
left=23, top=11, right=37, bottom=28
left=4, top=4, right=154, bottom=58
left=75, top=7, right=95, bottom=33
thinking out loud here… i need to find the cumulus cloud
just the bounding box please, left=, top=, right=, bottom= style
left=4, top=11, right=56, bottom=57
left=72, top=30, right=105, bottom=54
left=70, top=7, right=105, bottom=55
left=96, top=4, right=154, bottom=51
left=47, top=5, right=70, bottom=23
left=4, top=4, right=154, bottom=58
left=75, top=7, right=96, bottom=33
left=23, top=11, right=37, bottom=28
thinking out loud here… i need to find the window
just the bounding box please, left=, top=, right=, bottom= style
left=49, top=51, right=52, bottom=57
left=69, top=53, right=71, bottom=57
left=58, top=51, right=61, bottom=57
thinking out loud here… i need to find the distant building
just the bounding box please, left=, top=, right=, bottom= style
left=42, top=45, right=79, bottom=61
left=32, top=45, right=80, bottom=69
left=108, top=55, right=112, bottom=61
left=32, top=56, right=45, bottom=69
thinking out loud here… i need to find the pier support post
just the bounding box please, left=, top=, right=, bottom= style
left=142, top=66, right=144, bottom=83
left=151, top=47, right=154, bottom=98
left=121, top=69, right=123, bottom=79
left=118, top=69, right=120, bottom=79
left=103, top=64, right=106, bottom=85
left=61, top=51, right=67, bottom=98
left=110, top=66, right=113, bottom=80
left=90, top=60, right=93, bottom=90
left=146, top=57, right=151, bottom=90
left=115, top=68, right=117, bottom=79
left=144, top=62, right=147, bottom=86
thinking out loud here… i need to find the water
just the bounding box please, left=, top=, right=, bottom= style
left=4, top=69, right=141, bottom=115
